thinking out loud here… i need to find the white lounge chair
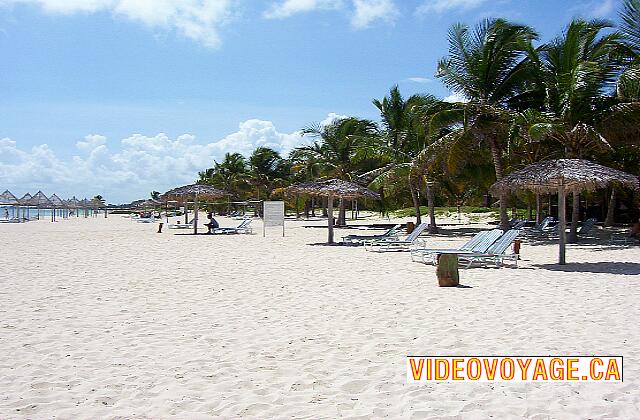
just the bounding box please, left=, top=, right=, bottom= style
left=456, top=229, right=521, bottom=268
left=168, top=219, right=194, bottom=229
left=412, top=229, right=503, bottom=264
left=363, top=223, right=429, bottom=252
left=342, top=224, right=401, bottom=245
left=214, top=219, right=253, bottom=235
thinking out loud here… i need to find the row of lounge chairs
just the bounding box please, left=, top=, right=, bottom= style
left=168, top=218, right=253, bottom=235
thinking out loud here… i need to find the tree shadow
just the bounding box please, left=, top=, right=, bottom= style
left=534, top=262, right=640, bottom=276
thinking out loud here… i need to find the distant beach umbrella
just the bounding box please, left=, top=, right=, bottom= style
left=162, top=184, right=228, bottom=234
left=0, top=190, right=19, bottom=221
left=286, top=179, right=381, bottom=243
left=49, top=193, right=65, bottom=221
left=490, top=159, right=640, bottom=264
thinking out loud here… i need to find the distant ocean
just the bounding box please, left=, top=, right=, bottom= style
left=0, top=206, right=100, bottom=220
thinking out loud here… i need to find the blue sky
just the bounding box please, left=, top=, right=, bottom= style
left=0, top=0, right=619, bottom=203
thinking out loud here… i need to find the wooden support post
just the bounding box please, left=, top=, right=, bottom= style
left=558, top=184, right=567, bottom=265
left=327, top=193, right=334, bottom=244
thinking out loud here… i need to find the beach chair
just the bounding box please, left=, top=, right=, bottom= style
left=413, top=229, right=503, bottom=264
left=577, top=218, right=598, bottom=236
left=342, top=224, right=401, bottom=245
left=363, top=223, right=429, bottom=252
left=523, top=216, right=556, bottom=237
left=168, top=219, right=194, bottom=229
left=214, top=219, right=253, bottom=235
left=457, top=229, right=521, bottom=268
left=137, top=216, right=157, bottom=223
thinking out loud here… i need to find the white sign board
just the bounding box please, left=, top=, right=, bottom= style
left=263, top=201, right=285, bottom=237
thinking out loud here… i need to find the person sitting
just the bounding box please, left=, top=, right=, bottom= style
left=205, top=212, right=219, bottom=234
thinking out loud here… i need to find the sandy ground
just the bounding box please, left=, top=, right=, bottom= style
left=0, top=214, right=639, bottom=419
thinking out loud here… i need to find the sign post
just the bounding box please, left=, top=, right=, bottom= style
left=263, top=201, right=285, bottom=237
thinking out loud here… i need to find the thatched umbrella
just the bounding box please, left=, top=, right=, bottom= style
left=66, top=196, right=80, bottom=217
left=49, top=194, right=65, bottom=221
left=286, top=179, right=381, bottom=243
left=1, top=190, right=19, bottom=220
left=18, top=193, right=33, bottom=221
left=30, top=191, right=53, bottom=220
left=490, top=159, right=639, bottom=264
left=162, top=184, right=227, bottom=234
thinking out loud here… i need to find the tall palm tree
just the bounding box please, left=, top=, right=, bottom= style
left=199, top=152, right=249, bottom=198
left=431, top=18, right=539, bottom=230
left=370, top=86, right=442, bottom=225
left=296, top=117, right=379, bottom=224
left=248, top=147, right=288, bottom=200
left=531, top=19, right=625, bottom=240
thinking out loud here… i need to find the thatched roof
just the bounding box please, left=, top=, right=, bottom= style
left=19, top=193, right=33, bottom=205
left=90, top=197, right=105, bottom=208
left=29, top=191, right=53, bottom=207
left=162, top=184, right=227, bottom=200
left=490, top=159, right=640, bottom=194
left=0, top=190, right=19, bottom=205
left=286, top=179, right=381, bottom=200
left=49, top=194, right=65, bottom=207
left=80, top=198, right=90, bottom=208
left=66, top=196, right=80, bottom=208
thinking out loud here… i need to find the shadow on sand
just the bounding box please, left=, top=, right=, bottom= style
left=534, top=262, right=640, bottom=276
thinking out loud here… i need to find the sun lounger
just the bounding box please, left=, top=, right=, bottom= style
left=168, top=220, right=194, bottom=229
left=577, top=218, right=598, bottom=236
left=342, top=224, right=400, bottom=245
left=522, top=216, right=556, bottom=236
left=137, top=217, right=157, bottom=223
left=213, top=219, right=253, bottom=235
left=456, top=229, right=521, bottom=268
left=412, top=229, right=503, bottom=264
left=363, top=223, right=429, bottom=252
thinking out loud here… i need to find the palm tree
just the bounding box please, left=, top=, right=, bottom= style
left=199, top=152, right=249, bottom=198
left=150, top=191, right=161, bottom=201
left=431, top=18, right=539, bottom=230
left=248, top=147, right=288, bottom=200
left=295, top=117, right=379, bottom=224
left=370, top=86, right=442, bottom=226
left=530, top=19, right=625, bottom=240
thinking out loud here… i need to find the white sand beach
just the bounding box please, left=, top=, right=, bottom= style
left=1, top=215, right=639, bottom=419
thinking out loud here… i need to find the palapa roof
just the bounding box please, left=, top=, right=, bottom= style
left=0, top=190, right=19, bottom=205
left=19, top=193, right=33, bottom=205
left=79, top=198, right=90, bottom=208
left=66, top=196, right=81, bottom=208
left=89, top=197, right=106, bottom=208
left=28, top=191, right=53, bottom=207
left=490, top=159, right=640, bottom=194
left=286, top=178, right=381, bottom=200
left=48, top=194, right=65, bottom=207
left=162, top=184, right=227, bottom=200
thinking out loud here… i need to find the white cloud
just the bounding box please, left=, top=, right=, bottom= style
left=443, top=92, right=468, bottom=103
left=570, top=0, right=615, bottom=18
left=0, top=117, right=319, bottom=203
left=416, top=0, right=487, bottom=14
left=407, top=77, right=432, bottom=84
left=319, top=112, right=348, bottom=127
left=1, top=0, right=236, bottom=48
left=351, top=0, right=398, bottom=28
left=264, top=0, right=343, bottom=19
left=265, top=0, right=396, bottom=28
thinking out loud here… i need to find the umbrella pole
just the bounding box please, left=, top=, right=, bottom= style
left=193, top=193, right=199, bottom=235
left=327, top=193, right=334, bottom=244
left=558, top=184, right=567, bottom=265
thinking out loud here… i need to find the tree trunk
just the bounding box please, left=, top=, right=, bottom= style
left=311, top=197, right=316, bottom=217
left=295, top=194, right=300, bottom=219
left=605, top=188, right=616, bottom=227
left=535, top=194, right=542, bottom=224
left=409, top=178, right=422, bottom=225
left=568, top=191, right=580, bottom=243
left=426, top=182, right=438, bottom=233
left=488, top=138, right=509, bottom=230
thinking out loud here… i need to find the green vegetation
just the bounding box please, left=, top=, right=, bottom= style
left=196, top=0, right=640, bottom=228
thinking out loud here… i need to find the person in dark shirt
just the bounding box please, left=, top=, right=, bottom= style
left=205, top=212, right=219, bottom=234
